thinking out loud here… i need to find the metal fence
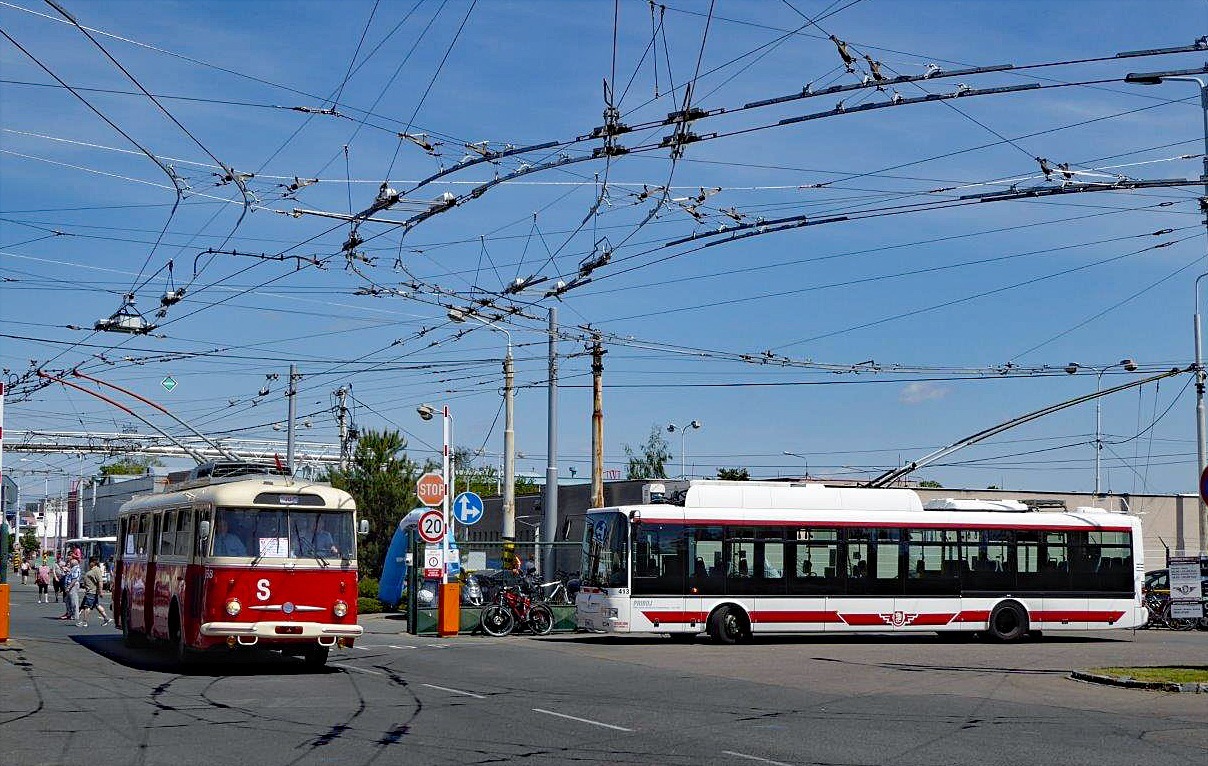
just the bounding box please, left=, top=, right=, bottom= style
left=406, top=539, right=581, bottom=636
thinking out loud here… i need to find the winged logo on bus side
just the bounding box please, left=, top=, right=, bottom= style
left=878, top=610, right=919, bottom=628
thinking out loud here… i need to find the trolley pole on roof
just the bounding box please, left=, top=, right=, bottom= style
left=286, top=364, right=298, bottom=476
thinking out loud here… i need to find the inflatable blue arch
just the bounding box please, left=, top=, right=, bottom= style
left=377, top=508, right=460, bottom=608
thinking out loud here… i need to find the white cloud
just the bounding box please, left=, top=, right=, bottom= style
left=900, top=382, right=949, bottom=405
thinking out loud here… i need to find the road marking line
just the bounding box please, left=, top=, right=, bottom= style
left=425, top=644, right=448, bottom=649
left=331, top=663, right=385, bottom=676
left=723, top=751, right=794, bottom=766
left=421, top=683, right=486, bottom=699
left=388, top=644, right=417, bottom=650
left=532, top=708, right=633, bottom=732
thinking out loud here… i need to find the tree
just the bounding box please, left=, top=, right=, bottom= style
left=918, top=480, right=943, bottom=488
left=452, top=447, right=540, bottom=497
left=19, top=531, right=39, bottom=556
left=624, top=426, right=672, bottom=480
left=325, top=429, right=432, bottom=580
left=100, top=456, right=163, bottom=476
left=717, top=467, right=749, bottom=481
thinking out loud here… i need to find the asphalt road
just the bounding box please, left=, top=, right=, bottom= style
left=1, top=580, right=1206, bottom=766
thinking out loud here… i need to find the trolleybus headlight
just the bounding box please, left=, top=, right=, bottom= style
left=225, top=598, right=242, bottom=616
left=333, top=599, right=348, bottom=618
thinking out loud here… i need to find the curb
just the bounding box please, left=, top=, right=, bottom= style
left=1070, top=671, right=1208, bottom=693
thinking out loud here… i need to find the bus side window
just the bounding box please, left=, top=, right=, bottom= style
left=196, top=509, right=213, bottom=556
left=160, top=511, right=177, bottom=556
left=176, top=510, right=193, bottom=560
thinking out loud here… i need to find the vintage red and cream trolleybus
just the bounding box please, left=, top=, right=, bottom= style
left=114, top=462, right=365, bottom=667
left=577, top=481, right=1146, bottom=643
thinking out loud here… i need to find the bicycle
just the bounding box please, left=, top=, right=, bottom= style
left=1143, top=592, right=1197, bottom=630
left=479, top=585, right=554, bottom=637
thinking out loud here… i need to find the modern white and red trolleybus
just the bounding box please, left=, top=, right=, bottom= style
left=114, top=462, right=364, bottom=667
left=576, top=481, right=1146, bottom=643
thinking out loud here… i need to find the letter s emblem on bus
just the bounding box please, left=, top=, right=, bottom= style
left=256, top=579, right=271, bottom=601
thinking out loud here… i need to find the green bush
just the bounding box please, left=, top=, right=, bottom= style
left=358, top=596, right=384, bottom=615
left=358, top=576, right=379, bottom=599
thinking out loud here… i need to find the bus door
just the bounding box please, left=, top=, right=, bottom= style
left=899, top=529, right=961, bottom=630
left=142, top=512, right=158, bottom=635
left=687, top=527, right=723, bottom=630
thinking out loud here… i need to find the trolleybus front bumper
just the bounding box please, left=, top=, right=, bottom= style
left=200, top=621, right=364, bottom=640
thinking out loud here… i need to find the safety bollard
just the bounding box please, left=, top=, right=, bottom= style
left=437, top=582, right=460, bottom=637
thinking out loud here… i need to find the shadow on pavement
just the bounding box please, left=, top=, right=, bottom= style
left=69, top=633, right=342, bottom=676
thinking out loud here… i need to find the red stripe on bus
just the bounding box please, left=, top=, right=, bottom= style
left=635, top=518, right=1133, bottom=532
left=956, top=610, right=991, bottom=622
left=1032, top=610, right=1126, bottom=623
left=750, top=610, right=841, bottom=624
left=640, top=611, right=707, bottom=623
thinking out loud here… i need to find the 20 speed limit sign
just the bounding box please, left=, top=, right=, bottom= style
left=417, top=509, right=446, bottom=544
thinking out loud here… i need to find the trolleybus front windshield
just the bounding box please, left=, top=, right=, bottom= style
left=581, top=511, right=628, bottom=588
left=213, top=508, right=355, bottom=560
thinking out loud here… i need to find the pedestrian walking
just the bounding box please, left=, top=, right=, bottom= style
left=20, top=557, right=30, bottom=585
left=51, top=554, right=65, bottom=604
left=61, top=555, right=82, bottom=623
left=35, top=556, right=52, bottom=603
left=77, top=557, right=110, bottom=628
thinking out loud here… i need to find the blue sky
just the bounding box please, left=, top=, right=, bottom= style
left=3, top=0, right=1208, bottom=499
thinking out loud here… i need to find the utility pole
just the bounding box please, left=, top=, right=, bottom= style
left=590, top=335, right=606, bottom=509
left=335, top=386, right=350, bottom=470
left=286, top=364, right=298, bottom=475
left=502, top=343, right=516, bottom=568
left=542, top=308, right=558, bottom=578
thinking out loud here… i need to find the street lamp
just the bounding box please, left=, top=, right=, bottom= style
left=667, top=420, right=702, bottom=479
left=1064, top=359, right=1139, bottom=494
left=1126, top=67, right=1208, bottom=551
left=448, top=307, right=517, bottom=567
left=783, top=450, right=810, bottom=479
left=417, top=403, right=456, bottom=636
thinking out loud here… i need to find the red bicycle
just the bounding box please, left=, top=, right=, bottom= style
left=479, top=585, right=554, bottom=636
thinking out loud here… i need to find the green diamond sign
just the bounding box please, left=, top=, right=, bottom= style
left=161, top=376, right=177, bottom=392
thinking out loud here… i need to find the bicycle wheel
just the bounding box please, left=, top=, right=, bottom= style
left=527, top=604, right=554, bottom=636
left=480, top=604, right=515, bottom=637
left=1162, top=604, right=1197, bottom=631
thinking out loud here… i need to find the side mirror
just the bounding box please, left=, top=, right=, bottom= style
left=198, top=520, right=211, bottom=540
left=358, top=519, right=369, bottom=536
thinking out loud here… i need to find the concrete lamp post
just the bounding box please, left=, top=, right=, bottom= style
left=1064, top=359, right=1138, bottom=495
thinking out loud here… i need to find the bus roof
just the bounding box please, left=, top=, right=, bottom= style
left=119, top=476, right=355, bottom=515
left=593, top=480, right=1138, bottom=531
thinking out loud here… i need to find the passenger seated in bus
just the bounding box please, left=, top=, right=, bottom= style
left=737, top=550, right=749, bottom=577
left=801, top=560, right=815, bottom=577
left=851, top=557, right=867, bottom=578
left=213, top=517, right=246, bottom=556
left=694, top=557, right=707, bottom=580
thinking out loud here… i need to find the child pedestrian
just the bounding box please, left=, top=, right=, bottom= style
left=77, top=557, right=110, bottom=628
left=35, top=556, right=51, bottom=603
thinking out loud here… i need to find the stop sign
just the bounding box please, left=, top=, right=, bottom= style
left=416, top=472, right=447, bottom=507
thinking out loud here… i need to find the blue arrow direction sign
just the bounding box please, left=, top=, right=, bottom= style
left=452, top=491, right=484, bottom=526
left=161, top=376, right=177, bottom=392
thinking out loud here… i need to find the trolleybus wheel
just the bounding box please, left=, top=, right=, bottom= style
left=480, top=604, right=515, bottom=637
left=121, top=600, right=144, bottom=648
left=528, top=604, right=554, bottom=636
left=986, top=601, right=1028, bottom=642
left=170, top=608, right=196, bottom=667
left=707, top=605, right=745, bottom=645
left=302, top=645, right=330, bottom=669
